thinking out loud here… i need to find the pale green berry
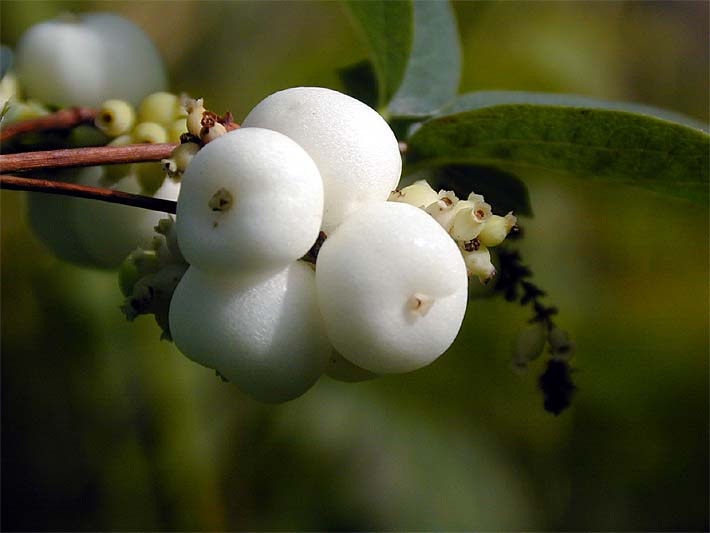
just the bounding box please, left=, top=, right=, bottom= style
left=325, top=350, right=378, bottom=383
left=176, top=127, right=323, bottom=275
left=4, top=99, right=50, bottom=123
left=169, top=262, right=330, bottom=403
left=389, top=179, right=439, bottom=209
left=15, top=13, right=166, bottom=107
left=138, top=91, right=181, bottom=127
left=243, top=87, right=402, bottom=232
left=132, top=121, right=168, bottom=144
left=478, top=212, right=517, bottom=248
left=461, top=245, right=496, bottom=283
left=103, top=134, right=134, bottom=183
left=134, top=162, right=166, bottom=195
left=168, top=118, right=187, bottom=143
left=95, top=99, right=135, bottom=137
left=316, top=202, right=468, bottom=374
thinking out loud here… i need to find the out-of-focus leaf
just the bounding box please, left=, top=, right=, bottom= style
left=337, top=60, right=378, bottom=109
left=440, top=91, right=709, bottom=133
left=342, top=0, right=412, bottom=107
left=426, top=164, right=533, bottom=216
left=407, top=105, right=710, bottom=205
left=387, top=0, right=461, bottom=118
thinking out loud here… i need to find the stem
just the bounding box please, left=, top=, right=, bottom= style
left=0, top=143, right=178, bottom=173
left=0, top=107, right=98, bottom=143
left=0, top=174, right=177, bottom=214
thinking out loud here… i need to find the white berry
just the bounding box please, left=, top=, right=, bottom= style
left=242, top=87, right=402, bottom=232
left=176, top=127, right=324, bottom=275
left=15, top=13, right=166, bottom=107
left=73, top=169, right=180, bottom=268
left=169, top=262, right=330, bottom=403
left=316, top=202, right=468, bottom=374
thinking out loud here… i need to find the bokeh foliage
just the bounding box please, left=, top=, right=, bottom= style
left=1, top=1, right=708, bottom=531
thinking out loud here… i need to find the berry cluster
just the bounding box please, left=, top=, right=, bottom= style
left=165, top=87, right=517, bottom=402
left=4, top=14, right=183, bottom=269
left=23, top=89, right=187, bottom=268
left=4, top=13, right=543, bottom=407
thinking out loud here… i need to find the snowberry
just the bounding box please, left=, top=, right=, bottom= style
left=27, top=169, right=101, bottom=267
left=169, top=262, right=330, bottom=403
left=15, top=13, right=166, bottom=107
left=73, top=169, right=180, bottom=268
left=176, top=127, right=323, bottom=275
left=316, top=202, right=468, bottom=374
left=242, top=87, right=402, bottom=232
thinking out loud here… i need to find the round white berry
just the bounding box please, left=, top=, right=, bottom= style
left=176, top=127, right=324, bottom=275
left=316, top=202, right=468, bottom=374
left=242, top=87, right=402, bottom=232
left=169, top=262, right=330, bottom=403
left=73, top=169, right=180, bottom=268
left=15, top=13, right=166, bottom=107
left=27, top=169, right=100, bottom=267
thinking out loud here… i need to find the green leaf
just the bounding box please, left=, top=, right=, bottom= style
left=440, top=91, right=709, bottom=133
left=343, top=0, right=413, bottom=108
left=387, top=0, right=461, bottom=118
left=407, top=105, right=710, bottom=205
left=337, top=60, right=378, bottom=109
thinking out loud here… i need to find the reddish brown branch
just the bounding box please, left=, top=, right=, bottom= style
left=0, top=107, right=98, bottom=143
left=0, top=143, right=179, bottom=173
left=0, top=174, right=177, bottom=214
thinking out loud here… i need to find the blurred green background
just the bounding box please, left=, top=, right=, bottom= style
left=1, top=1, right=708, bottom=531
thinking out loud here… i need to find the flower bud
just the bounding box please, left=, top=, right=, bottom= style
left=511, top=323, right=547, bottom=370
left=549, top=327, right=574, bottom=357
left=155, top=216, right=184, bottom=263
left=185, top=98, right=205, bottom=137
left=478, top=212, right=517, bottom=248
left=200, top=120, right=227, bottom=143
left=390, top=179, right=439, bottom=209
left=425, top=191, right=473, bottom=231
left=450, top=206, right=485, bottom=241
left=461, top=245, right=496, bottom=283
left=162, top=142, right=200, bottom=179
